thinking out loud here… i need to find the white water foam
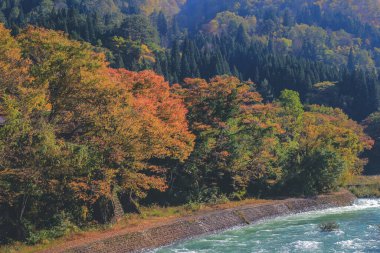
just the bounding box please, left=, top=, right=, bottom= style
left=353, top=198, right=380, bottom=208
left=319, top=198, right=380, bottom=214
left=154, top=199, right=380, bottom=253
left=292, top=240, right=321, bottom=250
left=275, top=198, right=380, bottom=221
left=336, top=239, right=365, bottom=250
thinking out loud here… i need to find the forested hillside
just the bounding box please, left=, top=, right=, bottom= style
left=0, top=0, right=379, bottom=246
left=0, top=25, right=372, bottom=244
left=1, top=0, right=379, bottom=121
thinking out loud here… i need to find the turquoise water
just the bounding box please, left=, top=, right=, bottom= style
left=155, top=199, right=380, bottom=253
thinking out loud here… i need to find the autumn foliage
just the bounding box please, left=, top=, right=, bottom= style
left=0, top=24, right=372, bottom=244
left=171, top=79, right=372, bottom=200
left=0, top=25, right=194, bottom=243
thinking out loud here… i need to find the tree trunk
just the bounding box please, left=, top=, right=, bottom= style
left=111, top=190, right=125, bottom=223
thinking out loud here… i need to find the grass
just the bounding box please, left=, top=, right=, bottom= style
left=0, top=223, right=113, bottom=253
left=0, top=198, right=270, bottom=253
left=346, top=176, right=380, bottom=198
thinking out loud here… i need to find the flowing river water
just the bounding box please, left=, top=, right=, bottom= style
left=154, top=199, right=380, bottom=253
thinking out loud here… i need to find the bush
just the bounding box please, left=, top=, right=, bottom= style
left=207, top=194, right=230, bottom=205
left=184, top=202, right=202, bottom=212
left=319, top=221, right=339, bottom=232
left=26, top=213, right=79, bottom=245
left=348, top=184, right=380, bottom=198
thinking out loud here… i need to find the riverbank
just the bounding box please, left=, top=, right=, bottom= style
left=159, top=198, right=380, bottom=252
left=347, top=176, right=380, bottom=197
left=27, top=190, right=355, bottom=253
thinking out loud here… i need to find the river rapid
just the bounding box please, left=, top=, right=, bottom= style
left=155, top=199, right=380, bottom=253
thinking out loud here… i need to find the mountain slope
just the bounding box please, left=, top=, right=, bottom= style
left=0, top=0, right=379, bottom=121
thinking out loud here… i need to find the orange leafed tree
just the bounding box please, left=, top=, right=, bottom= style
left=15, top=26, right=195, bottom=202
left=0, top=25, right=195, bottom=234
left=107, top=69, right=195, bottom=199
left=172, top=76, right=281, bottom=199
left=109, top=69, right=194, bottom=163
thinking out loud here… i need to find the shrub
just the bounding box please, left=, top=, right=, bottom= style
left=26, top=213, right=79, bottom=245
left=184, top=202, right=202, bottom=212
left=319, top=221, right=339, bottom=232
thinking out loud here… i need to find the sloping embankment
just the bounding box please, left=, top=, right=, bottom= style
left=59, top=190, right=355, bottom=253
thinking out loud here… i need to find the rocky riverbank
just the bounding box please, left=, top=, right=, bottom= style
left=42, top=190, right=356, bottom=253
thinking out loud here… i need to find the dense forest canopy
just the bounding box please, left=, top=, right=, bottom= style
left=1, top=0, right=379, bottom=120
left=0, top=24, right=373, bottom=245
left=0, top=0, right=379, bottom=246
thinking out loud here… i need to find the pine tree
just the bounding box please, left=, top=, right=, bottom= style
left=171, top=40, right=181, bottom=80
left=283, top=8, right=294, bottom=27
left=180, top=39, right=200, bottom=80
left=157, top=11, right=168, bottom=36
left=236, top=24, right=250, bottom=46
left=259, top=79, right=273, bottom=101
left=347, top=48, right=356, bottom=71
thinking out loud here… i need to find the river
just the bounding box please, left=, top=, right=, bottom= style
left=154, top=199, right=380, bottom=252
